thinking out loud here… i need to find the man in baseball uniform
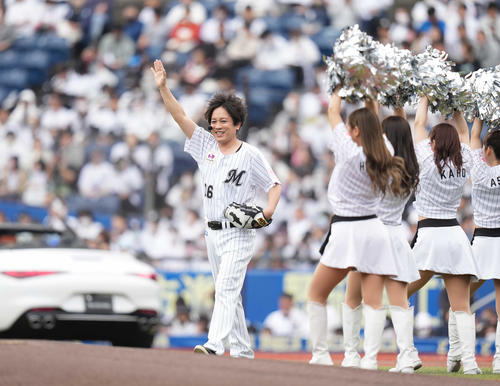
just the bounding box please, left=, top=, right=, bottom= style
left=151, top=60, right=281, bottom=358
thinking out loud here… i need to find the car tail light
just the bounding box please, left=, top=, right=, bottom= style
left=30, top=307, right=57, bottom=312
left=137, top=309, right=158, bottom=316
left=2, top=271, right=61, bottom=278
left=134, top=273, right=157, bottom=281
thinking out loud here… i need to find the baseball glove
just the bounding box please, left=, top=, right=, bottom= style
left=224, top=202, right=272, bottom=229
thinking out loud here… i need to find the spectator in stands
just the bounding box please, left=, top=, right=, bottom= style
left=388, top=7, right=415, bottom=45
left=286, top=27, right=321, bottom=88
left=48, top=129, right=85, bottom=198
left=177, top=208, right=204, bottom=243
left=165, top=5, right=202, bottom=54
left=43, top=197, right=69, bottom=231
left=8, top=89, right=40, bottom=130
left=479, top=2, right=500, bottom=42
left=86, top=228, right=111, bottom=250
left=35, top=0, right=72, bottom=35
left=122, top=5, right=143, bottom=43
left=200, top=4, right=235, bottom=48
left=180, top=47, right=212, bottom=86
left=0, top=155, right=25, bottom=201
left=0, top=8, right=16, bottom=52
left=418, top=6, right=446, bottom=36
left=86, top=92, right=123, bottom=136
left=80, top=0, right=112, bottom=45
left=254, top=29, right=292, bottom=70
left=97, top=22, right=135, bottom=71
left=111, top=157, right=144, bottom=214
left=164, top=0, right=207, bottom=33
left=138, top=0, right=162, bottom=26
left=40, top=92, right=78, bottom=133
left=109, top=213, right=139, bottom=253
left=225, top=20, right=260, bottom=74
left=0, top=130, right=25, bottom=171
left=477, top=307, right=498, bottom=342
left=137, top=6, right=169, bottom=60
left=139, top=210, right=186, bottom=268
left=415, top=311, right=434, bottom=338
left=473, top=28, right=500, bottom=67
left=73, top=148, right=118, bottom=213
left=262, top=293, right=309, bottom=338
left=4, top=0, right=42, bottom=36
left=22, top=160, right=49, bottom=207
left=67, top=208, right=104, bottom=240
left=168, top=304, right=199, bottom=336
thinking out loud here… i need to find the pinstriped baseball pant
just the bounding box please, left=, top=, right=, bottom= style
left=204, top=227, right=255, bottom=358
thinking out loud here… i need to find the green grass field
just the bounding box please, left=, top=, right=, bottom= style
left=381, top=367, right=500, bottom=380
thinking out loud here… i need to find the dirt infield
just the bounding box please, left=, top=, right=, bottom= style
left=0, top=340, right=494, bottom=386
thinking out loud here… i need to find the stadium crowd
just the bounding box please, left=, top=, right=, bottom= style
left=0, top=0, right=498, bottom=275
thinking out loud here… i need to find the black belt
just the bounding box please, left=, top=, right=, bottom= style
left=319, top=214, right=377, bottom=255
left=471, top=227, right=500, bottom=244
left=410, top=218, right=459, bottom=248
left=207, top=221, right=236, bottom=230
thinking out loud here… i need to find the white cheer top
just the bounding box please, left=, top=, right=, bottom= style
left=414, top=139, right=472, bottom=219
left=327, top=122, right=393, bottom=216
left=470, top=148, right=500, bottom=228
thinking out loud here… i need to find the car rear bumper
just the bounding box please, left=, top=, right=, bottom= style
left=0, top=308, right=160, bottom=343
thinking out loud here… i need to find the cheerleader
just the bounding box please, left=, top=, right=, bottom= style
left=468, top=119, right=500, bottom=373
left=308, top=89, right=405, bottom=369
left=342, top=101, right=421, bottom=373
left=407, top=97, right=481, bottom=375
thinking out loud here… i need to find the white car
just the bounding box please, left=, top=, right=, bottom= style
left=0, top=223, right=161, bottom=347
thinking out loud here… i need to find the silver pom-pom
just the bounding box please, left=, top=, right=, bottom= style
left=326, top=26, right=498, bottom=125
left=462, top=65, right=500, bottom=128
left=412, top=46, right=466, bottom=118
left=374, top=44, right=415, bottom=108
left=326, top=25, right=380, bottom=103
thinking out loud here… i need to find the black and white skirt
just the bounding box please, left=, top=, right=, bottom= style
left=411, top=219, right=478, bottom=279
left=472, top=227, right=500, bottom=280
left=320, top=215, right=398, bottom=277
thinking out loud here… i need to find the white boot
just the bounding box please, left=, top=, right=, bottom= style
left=447, top=308, right=461, bottom=373
left=360, top=305, right=386, bottom=370
left=307, top=301, right=333, bottom=365
left=341, top=303, right=362, bottom=368
left=454, top=311, right=482, bottom=375
left=409, top=347, right=422, bottom=371
left=493, top=320, right=500, bottom=374
left=388, top=306, right=419, bottom=374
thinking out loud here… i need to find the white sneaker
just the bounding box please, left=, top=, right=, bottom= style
left=447, top=358, right=461, bottom=373
left=309, top=354, right=333, bottom=366
left=463, top=367, right=482, bottom=375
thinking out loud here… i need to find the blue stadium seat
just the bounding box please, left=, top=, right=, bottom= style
left=311, top=27, right=341, bottom=57
left=0, top=50, right=21, bottom=69
left=240, top=68, right=295, bottom=90
left=0, top=87, right=12, bottom=105
left=11, top=36, right=39, bottom=51
left=21, top=50, right=51, bottom=70
left=0, top=69, right=30, bottom=89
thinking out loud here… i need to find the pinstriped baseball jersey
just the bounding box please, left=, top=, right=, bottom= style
left=377, top=192, right=411, bottom=226
left=327, top=122, right=393, bottom=216
left=471, top=148, right=500, bottom=228
left=184, top=126, right=280, bottom=221
left=414, top=139, right=472, bottom=219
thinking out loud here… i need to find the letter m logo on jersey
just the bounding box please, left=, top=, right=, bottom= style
left=224, top=169, right=246, bottom=186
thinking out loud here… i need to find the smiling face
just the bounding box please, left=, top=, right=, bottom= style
left=210, top=106, right=240, bottom=145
